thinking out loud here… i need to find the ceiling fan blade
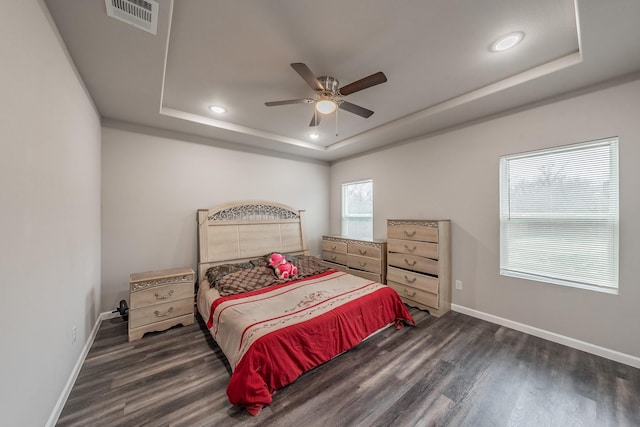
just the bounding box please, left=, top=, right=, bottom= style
left=265, top=98, right=313, bottom=106
left=309, top=113, right=322, bottom=127
left=338, top=71, right=387, bottom=96
left=291, top=63, right=324, bottom=91
left=339, top=101, right=374, bottom=118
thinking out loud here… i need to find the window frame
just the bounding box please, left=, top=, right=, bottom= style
left=341, top=179, right=374, bottom=240
left=499, top=137, right=619, bottom=294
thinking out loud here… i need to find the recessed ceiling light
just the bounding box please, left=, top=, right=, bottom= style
left=208, top=105, right=227, bottom=114
left=308, top=132, right=320, bottom=140
left=491, top=32, right=524, bottom=52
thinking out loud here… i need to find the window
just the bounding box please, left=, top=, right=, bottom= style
left=342, top=179, right=373, bottom=240
left=499, top=138, right=619, bottom=293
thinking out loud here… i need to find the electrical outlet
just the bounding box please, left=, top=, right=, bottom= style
left=455, top=280, right=463, bottom=290
left=72, top=326, right=77, bottom=344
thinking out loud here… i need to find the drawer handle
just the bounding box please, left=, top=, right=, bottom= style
left=403, top=289, right=417, bottom=298
left=154, top=307, right=174, bottom=318
left=358, top=261, right=367, bottom=267
left=404, top=258, right=417, bottom=267
left=331, top=245, right=337, bottom=250
left=404, top=244, right=417, bottom=252
left=358, top=249, right=368, bottom=255
left=330, top=255, right=337, bottom=260
left=404, top=275, right=417, bottom=284
left=154, top=289, right=175, bottom=300
left=404, top=230, right=416, bottom=237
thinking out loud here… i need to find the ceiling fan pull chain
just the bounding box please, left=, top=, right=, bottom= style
left=335, top=107, right=339, bottom=136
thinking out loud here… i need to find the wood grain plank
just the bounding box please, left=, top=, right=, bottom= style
left=56, top=309, right=640, bottom=427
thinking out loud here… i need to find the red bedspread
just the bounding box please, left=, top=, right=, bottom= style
left=206, top=270, right=414, bottom=415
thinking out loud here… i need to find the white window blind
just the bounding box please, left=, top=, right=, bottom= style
left=342, top=179, right=373, bottom=240
left=499, top=138, right=619, bottom=293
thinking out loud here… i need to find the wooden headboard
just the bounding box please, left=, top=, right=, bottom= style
left=197, top=200, right=308, bottom=284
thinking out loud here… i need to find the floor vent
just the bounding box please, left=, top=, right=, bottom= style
left=105, top=0, right=159, bottom=35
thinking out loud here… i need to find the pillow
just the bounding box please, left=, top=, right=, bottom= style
left=216, top=266, right=282, bottom=296
left=293, top=255, right=331, bottom=278
left=205, top=262, right=253, bottom=288
left=205, top=255, right=331, bottom=295
left=249, top=257, right=268, bottom=268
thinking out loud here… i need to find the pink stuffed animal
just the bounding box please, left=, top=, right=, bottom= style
left=268, top=253, right=298, bottom=280
left=277, top=261, right=298, bottom=279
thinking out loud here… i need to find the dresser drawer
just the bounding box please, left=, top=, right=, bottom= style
left=388, top=281, right=439, bottom=309
left=347, top=253, right=381, bottom=274
left=388, top=238, right=438, bottom=260
left=347, top=242, right=382, bottom=259
left=322, top=250, right=347, bottom=265
left=387, top=266, right=439, bottom=294
left=130, top=282, right=193, bottom=309
left=388, top=252, right=439, bottom=276
left=388, top=224, right=439, bottom=243
left=348, top=268, right=382, bottom=283
left=129, top=298, right=193, bottom=329
left=323, top=260, right=348, bottom=272
left=322, top=240, right=347, bottom=254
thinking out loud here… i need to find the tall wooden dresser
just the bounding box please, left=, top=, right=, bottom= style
left=386, top=220, right=451, bottom=317
left=128, top=267, right=195, bottom=341
left=322, top=235, right=387, bottom=284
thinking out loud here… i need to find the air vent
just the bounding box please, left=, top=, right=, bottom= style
left=105, top=0, right=159, bottom=35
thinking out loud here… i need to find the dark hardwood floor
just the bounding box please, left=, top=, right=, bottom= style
left=56, top=307, right=640, bottom=427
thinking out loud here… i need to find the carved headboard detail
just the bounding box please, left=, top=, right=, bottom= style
left=197, top=200, right=308, bottom=284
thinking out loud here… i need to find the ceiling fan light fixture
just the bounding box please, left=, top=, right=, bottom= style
left=316, top=98, right=337, bottom=115
left=208, top=105, right=227, bottom=114
left=491, top=32, right=524, bottom=52
left=308, top=132, right=320, bottom=140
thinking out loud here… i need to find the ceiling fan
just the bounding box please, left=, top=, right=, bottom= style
left=265, top=63, right=387, bottom=127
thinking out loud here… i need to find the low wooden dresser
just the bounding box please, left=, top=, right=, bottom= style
left=322, top=235, right=387, bottom=283
left=128, top=266, right=195, bottom=341
left=386, top=220, right=451, bottom=317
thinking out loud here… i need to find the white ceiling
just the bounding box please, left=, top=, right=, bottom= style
left=44, top=0, right=640, bottom=162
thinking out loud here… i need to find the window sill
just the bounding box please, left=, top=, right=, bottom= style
left=500, top=269, right=619, bottom=295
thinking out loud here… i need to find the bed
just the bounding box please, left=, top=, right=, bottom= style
left=196, top=200, right=414, bottom=415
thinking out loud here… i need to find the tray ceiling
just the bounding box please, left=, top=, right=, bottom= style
left=44, top=0, right=640, bottom=162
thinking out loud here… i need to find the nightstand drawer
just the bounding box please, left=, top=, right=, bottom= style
left=130, top=282, right=193, bottom=309
left=129, top=298, right=193, bottom=329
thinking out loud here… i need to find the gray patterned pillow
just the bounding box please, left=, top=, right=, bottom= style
left=205, top=262, right=253, bottom=288
left=216, top=267, right=282, bottom=296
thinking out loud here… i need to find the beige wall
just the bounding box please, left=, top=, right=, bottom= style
left=101, top=126, right=330, bottom=312
left=330, top=78, right=640, bottom=359
left=0, top=2, right=102, bottom=426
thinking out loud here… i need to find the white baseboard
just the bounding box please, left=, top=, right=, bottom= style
left=45, top=310, right=120, bottom=427
left=451, top=304, right=640, bottom=369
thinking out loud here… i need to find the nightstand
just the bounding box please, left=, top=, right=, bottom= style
left=128, top=266, right=195, bottom=341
